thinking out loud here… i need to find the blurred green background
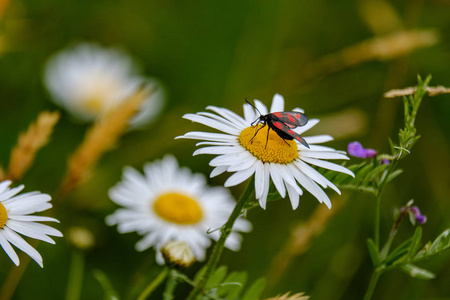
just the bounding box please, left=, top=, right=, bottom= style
left=1, top=0, right=450, bottom=299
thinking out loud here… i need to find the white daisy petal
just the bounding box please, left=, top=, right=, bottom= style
left=206, top=106, right=248, bottom=127
left=0, top=233, right=20, bottom=266
left=270, top=94, right=285, bottom=112
left=197, top=112, right=243, bottom=130
left=182, top=114, right=241, bottom=135
left=176, top=131, right=236, bottom=143
left=300, top=151, right=350, bottom=160
left=44, top=43, right=164, bottom=128
left=210, top=165, right=228, bottom=178
left=254, top=161, right=265, bottom=199
left=291, top=169, right=332, bottom=208
left=0, top=181, right=61, bottom=267
left=243, top=103, right=257, bottom=123
left=179, top=93, right=353, bottom=210
left=295, top=118, right=320, bottom=134
left=2, top=227, right=43, bottom=267
left=269, top=164, right=286, bottom=198
left=253, top=100, right=268, bottom=115
left=224, top=165, right=256, bottom=187
left=301, top=157, right=355, bottom=177
left=286, top=183, right=300, bottom=209
left=106, top=155, right=251, bottom=264
left=194, top=146, right=245, bottom=156
left=304, top=135, right=334, bottom=144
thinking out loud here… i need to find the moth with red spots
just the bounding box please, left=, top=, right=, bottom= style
left=245, top=99, right=310, bottom=148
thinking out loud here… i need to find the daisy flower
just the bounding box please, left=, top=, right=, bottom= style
left=44, top=43, right=164, bottom=128
left=177, top=94, right=354, bottom=209
left=0, top=180, right=62, bottom=267
left=106, top=155, right=252, bottom=264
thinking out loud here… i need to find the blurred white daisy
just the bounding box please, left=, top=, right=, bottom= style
left=177, top=94, right=354, bottom=209
left=0, top=180, right=62, bottom=267
left=44, top=43, right=164, bottom=128
left=106, top=155, right=251, bottom=264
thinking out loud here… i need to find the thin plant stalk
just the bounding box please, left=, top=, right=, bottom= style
left=363, top=270, right=381, bottom=300
left=186, top=177, right=255, bottom=300
left=0, top=240, right=37, bottom=300
left=163, top=269, right=178, bottom=300
left=137, top=268, right=169, bottom=300
left=66, top=250, right=85, bottom=300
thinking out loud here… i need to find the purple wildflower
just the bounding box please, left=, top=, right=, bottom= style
left=410, top=206, right=427, bottom=224
left=380, top=158, right=390, bottom=165
left=348, top=141, right=377, bottom=158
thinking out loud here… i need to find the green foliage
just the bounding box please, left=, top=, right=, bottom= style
left=325, top=160, right=395, bottom=195
left=367, top=227, right=450, bottom=280
left=326, top=75, right=431, bottom=195
left=93, top=270, right=120, bottom=300
left=192, top=266, right=265, bottom=300
left=414, top=229, right=450, bottom=262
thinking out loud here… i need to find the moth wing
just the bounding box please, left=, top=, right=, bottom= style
left=272, top=111, right=308, bottom=127
left=272, top=121, right=310, bottom=148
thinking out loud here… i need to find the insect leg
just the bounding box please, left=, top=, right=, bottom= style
left=249, top=123, right=266, bottom=144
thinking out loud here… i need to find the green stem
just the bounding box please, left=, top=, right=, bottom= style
left=363, top=270, right=381, bottom=300
left=374, top=192, right=381, bottom=248
left=66, top=250, right=85, bottom=300
left=374, top=159, right=398, bottom=248
left=163, top=269, right=178, bottom=300
left=186, top=177, right=255, bottom=300
left=137, top=268, right=169, bottom=300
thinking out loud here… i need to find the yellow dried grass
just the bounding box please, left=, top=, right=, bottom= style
left=265, top=292, right=309, bottom=300
left=6, top=111, right=60, bottom=181
left=59, top=86, right=150, bottom=199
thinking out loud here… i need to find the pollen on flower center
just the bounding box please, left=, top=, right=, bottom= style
left=0, top=201, right=8, bottom=229
left=238, top=125, right=299, bottom=164
left=153, top=192, right=203, bottom=225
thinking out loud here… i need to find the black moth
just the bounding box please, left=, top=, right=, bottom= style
left=245, top=99, right=310, bottom=149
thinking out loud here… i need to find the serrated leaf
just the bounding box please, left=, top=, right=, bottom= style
left=401, top=264, right=435, bottom=280
left=217, top=271, right=247, bottom=299
left=241, top=278, right=266, bottom=300
left=367, top=238, right=381, bottom=266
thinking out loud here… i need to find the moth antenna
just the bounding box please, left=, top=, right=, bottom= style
left=245, top=98, right=262, bottom=116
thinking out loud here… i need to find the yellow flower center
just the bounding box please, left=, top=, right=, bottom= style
left=0, top=201, right=8, bottom=229
left=153, top=192, right=203, bottom=225
left=238, top=125, right=299, bottom=163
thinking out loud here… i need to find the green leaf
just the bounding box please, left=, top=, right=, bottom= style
left=193, top=266, right=207, bottom=284
left=408, top=227, right=423, bottom=260
left=362, top=164, right=389, bottom=186
left=367, top=238, right=381, bottom=266
left=385, top=239, right=412, bottom=266
left=386, top=169, right=403, bottom=183
left=414, top=229, right=450, bottom=262
left=216, top=271, right=247, bottom=299
left=401, top=264, right=435, bottom=280
left=205, top=266, right=228, bottom=289
left=92, top=269, right=120, bottom=300
left=241, top=278, right=266, bottom=300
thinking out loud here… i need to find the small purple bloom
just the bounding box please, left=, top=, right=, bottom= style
left=380, top=159, right=390, bottom=165
left=410, top=206, right=427, bottom=224
left=348, top=141, right=377, bottom=158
